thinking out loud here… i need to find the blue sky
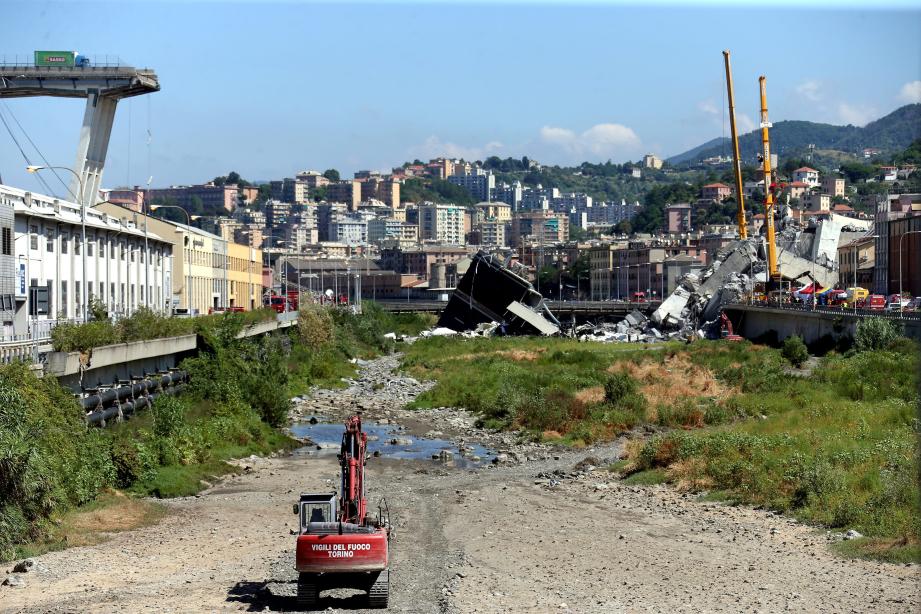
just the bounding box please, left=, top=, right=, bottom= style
left=1, top=0, right=920, bottom=194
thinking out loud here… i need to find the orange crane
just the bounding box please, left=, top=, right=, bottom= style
left=722, top=50, right=747, bottom=240
left=758, top=75, right=780, bottom=286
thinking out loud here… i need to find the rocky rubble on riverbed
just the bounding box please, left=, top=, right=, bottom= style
left=289, top=353, right=556, bottom=466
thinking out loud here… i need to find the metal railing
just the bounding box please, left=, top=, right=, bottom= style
left=0, top=54, right=127, bottom=68
left=728, top=301, right=921, bottom=321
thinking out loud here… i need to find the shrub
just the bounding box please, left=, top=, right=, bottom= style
left=782, top=335, right=809, bottom=368
left=297, top=304, right=334, bottom=348
left=854, top=318, right=900, bottom=352
left=151, top=396, right=186, bottom=439
left=604, top=372, right=637, bottom=405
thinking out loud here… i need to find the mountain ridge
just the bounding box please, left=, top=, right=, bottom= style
left=667, top=103, right=921, bottom=166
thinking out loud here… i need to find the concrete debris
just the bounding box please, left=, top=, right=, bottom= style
left=438, top=251, right=560, bottom=336
left=421, top=327, right=458, bottom=337
left=583, top=214, right=861, bottom=343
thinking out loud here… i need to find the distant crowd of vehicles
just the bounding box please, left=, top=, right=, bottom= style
left=750, top=284, right=919, bottom=312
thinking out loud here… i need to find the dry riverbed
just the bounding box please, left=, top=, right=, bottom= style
left=2, top=354, right=917, bottom=613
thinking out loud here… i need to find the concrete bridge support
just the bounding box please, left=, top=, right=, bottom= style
left=72, top=92, right=118, bottom=205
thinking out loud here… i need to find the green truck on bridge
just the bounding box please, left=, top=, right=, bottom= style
left=34, top=50, right=90, bottom=67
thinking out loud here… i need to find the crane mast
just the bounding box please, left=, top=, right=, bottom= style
left=722, top=50, right=747, bottom=240
left=758, top=75, right=780, bottom=284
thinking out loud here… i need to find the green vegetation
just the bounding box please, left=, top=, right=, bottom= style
left=400, top=177, right=477, bottom=205
left=669, top=104, right=921, bottom=165
left=2, top=303, right=432, bottom=561
left=854, top=317, right=902, bottom=352
left=50, top=306, right=276, bottom=353
left=781, top=335, right=809, bottom=368
left=402, top=335, right=919, bottom=562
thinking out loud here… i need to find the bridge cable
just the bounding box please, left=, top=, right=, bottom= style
left=0, top=105, right=57, bottom=196
left=1, top=101, right=76, bottom=200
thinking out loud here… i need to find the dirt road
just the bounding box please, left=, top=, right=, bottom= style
left=2, top=356, right=917, bottom=613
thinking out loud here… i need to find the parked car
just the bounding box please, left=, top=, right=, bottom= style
left=905, top=297, right=921, bottom=312
left=885, top=294, right=909, bottom=311
left=630, top=291, right=647, bottom=303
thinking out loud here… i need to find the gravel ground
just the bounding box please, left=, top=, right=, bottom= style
left=2, top=353, right=917, bottom=613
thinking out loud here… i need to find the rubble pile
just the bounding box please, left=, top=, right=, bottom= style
left=582, top=212, right=872, bottom=343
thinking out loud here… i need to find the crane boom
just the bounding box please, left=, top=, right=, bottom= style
left=758, top=75, right=780, bottom=283
left=722, top=50, right=747, bottom=240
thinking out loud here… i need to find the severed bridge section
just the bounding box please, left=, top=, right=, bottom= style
left=0, top=59, right=159, bottom=204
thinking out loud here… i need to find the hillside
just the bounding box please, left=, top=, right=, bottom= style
left=668, top=104, right=921, bottom=166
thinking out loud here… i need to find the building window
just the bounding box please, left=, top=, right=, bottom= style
left=61, top=232, right=69, bottom=254
left=88, top=238, right=94, bottom=257
left=130, top=244, right=135, bottom=263
left=1, top=227, right=10, bottom=256
left=74, top=236, right=81, bottom=256
left=75, top=281, right=81, bottom=311
left=99, top=238, right=105, bottom=258
left=99, top=282, right=105, bottom=301
left=46, top=229, right=54, bottom=252
left=121, top=242, right=126, bottom=261
left=61, top=281, right=68, bottom=316
left=30, top=225, right=38, bottom=250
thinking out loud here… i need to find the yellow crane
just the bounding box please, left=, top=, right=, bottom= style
left=758, top=75, right=780, bottom=284
left=722, top=50, right=747, bottom=240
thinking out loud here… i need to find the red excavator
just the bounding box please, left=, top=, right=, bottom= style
left=293, top=415, right=391, bottom=608
left=719, top=311, right=743, bottom=342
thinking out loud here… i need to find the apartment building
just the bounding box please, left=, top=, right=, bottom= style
left=367, top=217, right=418, bottom=245
left=327, top=180, right=362, bottom=211
left=492, top=182, right=523, bottom=211
left=792, top=167, right=820, bottom=187
left=269, top=177, right=310, bottom=205
left=447, top=170, right=495, bottom=202
left=821, top=176, right=846, bottom=198
left=665, top=203, right=693, bottom=233
left=701, top=183, right=732, bottom=202
left=4, top=185, right=174, bottom=337
left=509, top=211, right=569, bottom=247
left=359, top=176, right=401, bottom=209
left=420, top=204, right=466, bottom=245
left=643, top=154, right=664, bottom=169
left=147, top=183, right=239, bottom=213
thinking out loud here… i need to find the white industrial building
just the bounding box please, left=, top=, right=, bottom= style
left=1, top=184, right=174, bottom=340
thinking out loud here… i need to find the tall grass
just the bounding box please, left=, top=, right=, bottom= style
left=402, top=335, right=920, bottom=561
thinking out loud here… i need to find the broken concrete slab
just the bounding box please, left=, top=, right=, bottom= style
left=437, top=251, right=560, bottom=336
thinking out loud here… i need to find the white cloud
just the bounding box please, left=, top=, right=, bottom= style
left=837, top=102, right=877, bottom=127
left=697, top=100, right=719, bottom=116
left=736, top=113, right=756, bottom=133
left=408, top=136, right=504, bottom=161
left=795, top=80, right=823, bottom=102
left=898, top=80, right=921, bottom=104
left=539, top=123, right=641, bottom=160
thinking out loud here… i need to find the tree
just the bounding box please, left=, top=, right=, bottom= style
left=614, top=220, right=632, bottom=235
left=323, top=169, right=340, bottom=182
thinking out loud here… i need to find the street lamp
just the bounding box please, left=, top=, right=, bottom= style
left=898, top=229, right=921, bottom=314
left=27, top=165, right=88, bottom=322
left=850, top=234, right=877, bottom=312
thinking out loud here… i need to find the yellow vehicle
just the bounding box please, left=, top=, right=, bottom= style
left=846, top=287, right=869, bottom=303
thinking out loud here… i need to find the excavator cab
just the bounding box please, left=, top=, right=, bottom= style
left=294, top=493, right=337, bottom=533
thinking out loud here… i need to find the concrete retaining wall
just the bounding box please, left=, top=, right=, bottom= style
left=727, top=306, right=921, bottom=348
